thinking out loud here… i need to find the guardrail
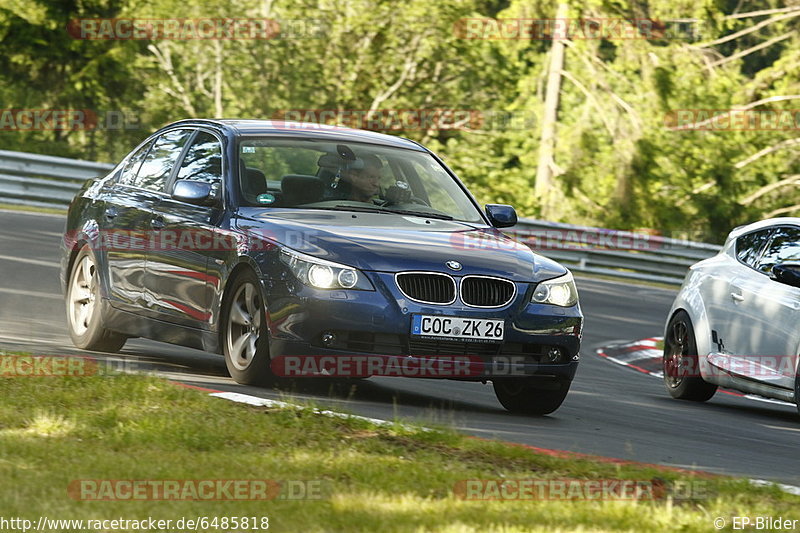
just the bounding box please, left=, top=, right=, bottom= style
left=0, top=150, right=114, bottom=209
left=508, top=219, right=720, bottom=285
left=0, top=150, right=720, bottom=285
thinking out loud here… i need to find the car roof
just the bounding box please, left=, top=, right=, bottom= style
left=160, top=119, right=427, bottom=151
left=723, top=217, right=800, bottom=251
left=729, top=217, right=800, bottom=239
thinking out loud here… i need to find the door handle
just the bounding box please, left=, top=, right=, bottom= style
left=730, top=292, right=744, bottom=302
left=151, top=217, right=165, bottom=230
left=104, top=207, right=118, bottom=221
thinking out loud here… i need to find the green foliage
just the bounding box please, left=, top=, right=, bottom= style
left=2, top=0, right=800, bottom=241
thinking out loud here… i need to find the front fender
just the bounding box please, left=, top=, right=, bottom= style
left=665, top=269, right=715, bottom=378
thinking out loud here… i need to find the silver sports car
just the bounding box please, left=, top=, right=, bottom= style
left=663, top=218, right=800, bottom=413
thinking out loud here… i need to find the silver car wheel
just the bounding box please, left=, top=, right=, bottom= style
left=664, top=319, right=688, bottom=388
left=225, top=282, right=262, bottom=371
left=68, top=255, right=97, bottom=337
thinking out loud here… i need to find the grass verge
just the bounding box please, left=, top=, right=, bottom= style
left=0, top=356, right=797, bottom=532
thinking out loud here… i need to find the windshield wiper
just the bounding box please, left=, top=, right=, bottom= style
left=382, top=208, right=454, bottom=220
left=307, top=204, right=454, bottom=220
left=330, top=205, right=391, bottom=214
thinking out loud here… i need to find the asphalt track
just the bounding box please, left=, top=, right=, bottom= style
left=0, top=210, right=797, bottom=485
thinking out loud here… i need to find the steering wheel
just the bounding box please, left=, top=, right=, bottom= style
left=378, top=183, right=430, bottom=207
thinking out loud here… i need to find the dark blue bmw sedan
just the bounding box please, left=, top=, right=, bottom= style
left=60, top=119, right=582, bottom=414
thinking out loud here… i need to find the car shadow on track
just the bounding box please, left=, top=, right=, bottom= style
left=210, top=376, right=506, bottom=416
left=648, top=393, right=799, bottom=424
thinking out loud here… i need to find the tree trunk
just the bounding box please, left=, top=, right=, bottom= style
left=535, top=3, right=569, bottom=219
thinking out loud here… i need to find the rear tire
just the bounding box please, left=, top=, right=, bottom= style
left=663, top=310, right=717, bottom=402
left=65, top=245, right=127, bottom=352
left=221, top=270, right=273, bottom=386
left=492, top=378, right=570, bottom=415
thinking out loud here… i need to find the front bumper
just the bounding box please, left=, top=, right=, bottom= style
left=262, top=271, right=582, bottom=381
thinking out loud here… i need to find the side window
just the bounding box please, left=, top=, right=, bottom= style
left=755, top=226, right=800, bottom=275
left=117, top=140, right=153, bottom=187
left=175, top=131, right=223, bottom=186
left=736, top=229, right=772, bottom=267
left=134, top=129, right=192, bottom=192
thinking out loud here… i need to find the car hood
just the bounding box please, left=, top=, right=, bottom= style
left=236, top=208, right=567, bottom=282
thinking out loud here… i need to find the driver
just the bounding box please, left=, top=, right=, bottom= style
left=342, top=154, right=382, bottom=203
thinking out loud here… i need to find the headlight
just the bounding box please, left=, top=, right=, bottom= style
left=531, top=272, right=578, bottom=307
left=280, top=249, right=373, bottom=290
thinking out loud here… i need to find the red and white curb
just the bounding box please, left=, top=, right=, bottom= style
left=177, top=382, right=800, bottom=497
left=596, top=338, right=795, bottom=407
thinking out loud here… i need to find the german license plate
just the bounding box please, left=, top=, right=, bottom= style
left=411, top=315, right=504, bottom=342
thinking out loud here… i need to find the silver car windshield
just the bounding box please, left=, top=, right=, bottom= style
left=237, top=138, right=483, bottom=223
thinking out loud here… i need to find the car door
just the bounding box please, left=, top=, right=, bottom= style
left=734, top=225, right=800, bottom=390
left=144, top=129, right=226, bottom=328
left=104, top=128, right=194, bottom=313
left=718, top=228, right=774, bottom=353
left=700, top=228, right=771, bottom=362
left=99, top=138, right=154, bottom=311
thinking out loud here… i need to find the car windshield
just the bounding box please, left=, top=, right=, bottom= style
left=237, top=138, right=484, bottom=223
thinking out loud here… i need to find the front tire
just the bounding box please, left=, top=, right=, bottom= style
left=221, top=270, right=273, bottom=386
left=65, top=245, right=127, bottom=352
left=663, top=310, right=717, bottom=401
left=794, top=374, right=800, bottom=416
left=492, top=378, right=570, bottom=415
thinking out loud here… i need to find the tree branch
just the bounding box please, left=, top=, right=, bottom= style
left=368, top=32, right=426, bottom=111
left=678, top=95, right=800, bottom=129
left=147, top=43, right=196, bottom=115
left=763, top=204, right=800, bottom=218
left=741, top=174, right=800, bottom=205
left=735, top=138, right=800, bottom=169
left=708, top=32, right=793, bottom=68
left=725, top=6, right=800, bottom=20
left=698, top=11, right=800, bottom=48
left=559, top=70, right=615, bottom=137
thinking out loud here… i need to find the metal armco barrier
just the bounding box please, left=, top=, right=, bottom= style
left=507, top=219, right=720, bottom=285
left=0, top=150, right=720, bottom=285
left=0, top=150, right=113, bottom=209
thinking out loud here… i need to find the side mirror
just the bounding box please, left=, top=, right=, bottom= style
left=772, top=263, right=800, bottom=289
left=485, top=204, right=517, bottom=228
left=172, top=180, right=217, bottom=206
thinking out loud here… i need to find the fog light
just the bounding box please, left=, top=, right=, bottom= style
left=546, top=347, right=562, bottom=363
left=321, top=332, right=336, bottom=347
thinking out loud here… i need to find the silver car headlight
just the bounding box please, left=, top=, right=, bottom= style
left=531, top=272, right=578, bottom=307
left=280, top=249, right=373, bottom=290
